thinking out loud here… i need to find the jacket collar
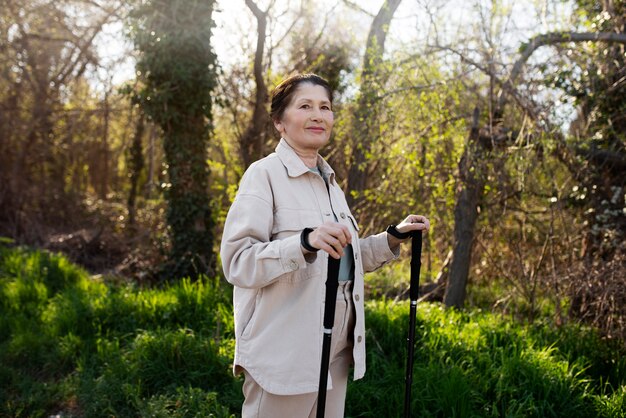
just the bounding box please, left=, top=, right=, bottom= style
left=275, top=138, right=336, bottom=185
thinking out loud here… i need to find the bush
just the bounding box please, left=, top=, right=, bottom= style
left=1, top=245, right=624, bottom=417
left=138, top=387, right=234, bottom=418
left=346, top=300, right=626, bottom=418
left=0, top=245, right=240, bottom=417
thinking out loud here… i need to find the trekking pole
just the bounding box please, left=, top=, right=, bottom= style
left=317, top=255, right=341, bottom=418
left=404, top=230, right=422, bottom=418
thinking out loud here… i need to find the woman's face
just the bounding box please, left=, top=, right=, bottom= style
left=274, top=82, right=334, bottom=152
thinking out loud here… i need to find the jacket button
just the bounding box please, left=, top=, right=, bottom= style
left=289, top=260, right=298, bottom=271
left=340, top=212, right=346, bottom=219
left=324, top=212, right=331, bottom=216
left=357, top=336, right=362, bottom=343
left=354, top=294, right=360, bottom=301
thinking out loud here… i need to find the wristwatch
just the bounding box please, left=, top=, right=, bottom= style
left=386, top=224, right=412, bottom=240
left=301, top=228, right=319, bottom=252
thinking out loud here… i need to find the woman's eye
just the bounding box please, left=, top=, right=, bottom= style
left=300, top=104, right=310, bottom=109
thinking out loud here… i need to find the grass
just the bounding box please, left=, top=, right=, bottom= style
left=1, top=242, right=625, bottom=417
left=349, top=301, right=626, bottom=417
left=0, top=244, right=238, bottom=417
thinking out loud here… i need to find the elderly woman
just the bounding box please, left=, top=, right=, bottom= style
left=220, top=73, right=430, bottom=417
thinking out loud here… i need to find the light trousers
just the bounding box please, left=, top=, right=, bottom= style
left=241, top=280, right=356, bottom=418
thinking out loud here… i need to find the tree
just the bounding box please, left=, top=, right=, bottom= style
left=442, top=28, right=626, bottom=308
left=546, top=0, right=626, bottom=339
left=346, top=0, right=403, bottom=209
left=127, top=0, right=218, bottom=279
left=127, top=114, right=145, bottom=228
left=233, top=0, right=357, bottom=170
left=553, top=2, right=626, bottom=258
left=0, top=0, right=121, bottom=238
left=239, top=0, right=273, bottom=169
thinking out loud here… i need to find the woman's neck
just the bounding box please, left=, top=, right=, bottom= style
left=295, top=150, right=318, bottom=168
left=284, top=138, right=318, bottom=168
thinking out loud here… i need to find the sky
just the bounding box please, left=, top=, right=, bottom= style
left=95, top=0, right=384, bottom=89
left=93, top=0, right=577, bottom=127
left=96, top=0, right=575, bottom=81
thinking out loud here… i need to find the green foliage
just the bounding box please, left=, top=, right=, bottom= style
left=1, top=245, right=624, bottom=417
left=126, top=0, right=219, bottom=279
left=594, top=386, right=626, bottom=418
left=347, top=301, right=626, bottom=418
left=333, top=54, right=466, bottom=278
left=364, top=260, right=411, bottom=299
left=138, top=386, right=234, bottom=418
left=540, top=0, right=626, bottom=256
left=77, top=328, right=237, bottom=417
left=0, top=244, right=237, bottom=417
left=128, top=0, right=217, bottom=127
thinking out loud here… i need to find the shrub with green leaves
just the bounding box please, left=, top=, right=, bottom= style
left=0, top=244, right=237, bottom=417
left=138, top=386, right=234, bottom=418
left=347, top=301, right=626, bottom=417
left=1, top=244, right=625, bottom=417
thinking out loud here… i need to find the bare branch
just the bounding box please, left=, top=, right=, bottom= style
left=341, top=0, right=375, bottom=18
left=496, top=32, right=626, bottom=116
left=290, top=2, right=341, bottom=72
left=244, top=0, right=264, bottom=17
left=429, top=44, right=539, bottom=120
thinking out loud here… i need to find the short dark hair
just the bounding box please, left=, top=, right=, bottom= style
left=270, top=73, right=333, bottom=122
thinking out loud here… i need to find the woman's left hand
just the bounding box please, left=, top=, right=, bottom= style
left=396, top=214, right=430, bottom=235
left=387, top=214, right=430, bottom=248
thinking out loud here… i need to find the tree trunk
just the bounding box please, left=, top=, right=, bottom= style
left=129, top=0, right=218, bottom=279
left=162, top=115, right=215, bottom=278
left=145, top=123, right=157, bottom=199
left=444, top=108, right=487, bottom=308
left=127, top=116, right=145, bottom=228
left=241, top=0, right=271, bottom=168
left=100, top=90, right=110, bottom=200
left=347, top=0, right=402, bottom=208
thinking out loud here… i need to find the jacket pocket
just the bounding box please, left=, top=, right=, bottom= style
left=272, top=208, right=321, bottom=236
left=272, top=208, right=322, bottom=284
left=241, top=290, right=262, bottom=339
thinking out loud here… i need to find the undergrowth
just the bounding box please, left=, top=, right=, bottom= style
left=1, top=242, right=624, bottom=417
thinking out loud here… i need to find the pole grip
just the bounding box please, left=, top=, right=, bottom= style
left=410, top=231, right=422, bottom=301
left=323, top=256, right=341, bottom=329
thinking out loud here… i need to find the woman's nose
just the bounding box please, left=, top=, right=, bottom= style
left=310, top=108, right=323, bottom=121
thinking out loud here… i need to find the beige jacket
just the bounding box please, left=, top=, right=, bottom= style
left=220, top=139, right=398, bottom=395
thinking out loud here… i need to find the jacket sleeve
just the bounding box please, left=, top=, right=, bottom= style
left=358, top=232, right=400, bottom=273
left=220, top=167, right=309, bottom=289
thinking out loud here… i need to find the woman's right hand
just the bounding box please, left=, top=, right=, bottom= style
left=306, top=222, right=352, bottom=259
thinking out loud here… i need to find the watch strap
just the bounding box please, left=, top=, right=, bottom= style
left=301, top=227, right=319, bottom=252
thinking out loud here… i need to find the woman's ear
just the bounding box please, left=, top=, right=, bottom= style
left=273, top=119, right=283, bottom=134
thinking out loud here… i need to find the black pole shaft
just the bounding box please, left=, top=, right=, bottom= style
left=404, top=231, right=422, bottom=418
left=404, top=302, right=417, bottom=417
left=317, top=333, right=332, bottom=417
left=317, top=256, right=341, bottom=418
